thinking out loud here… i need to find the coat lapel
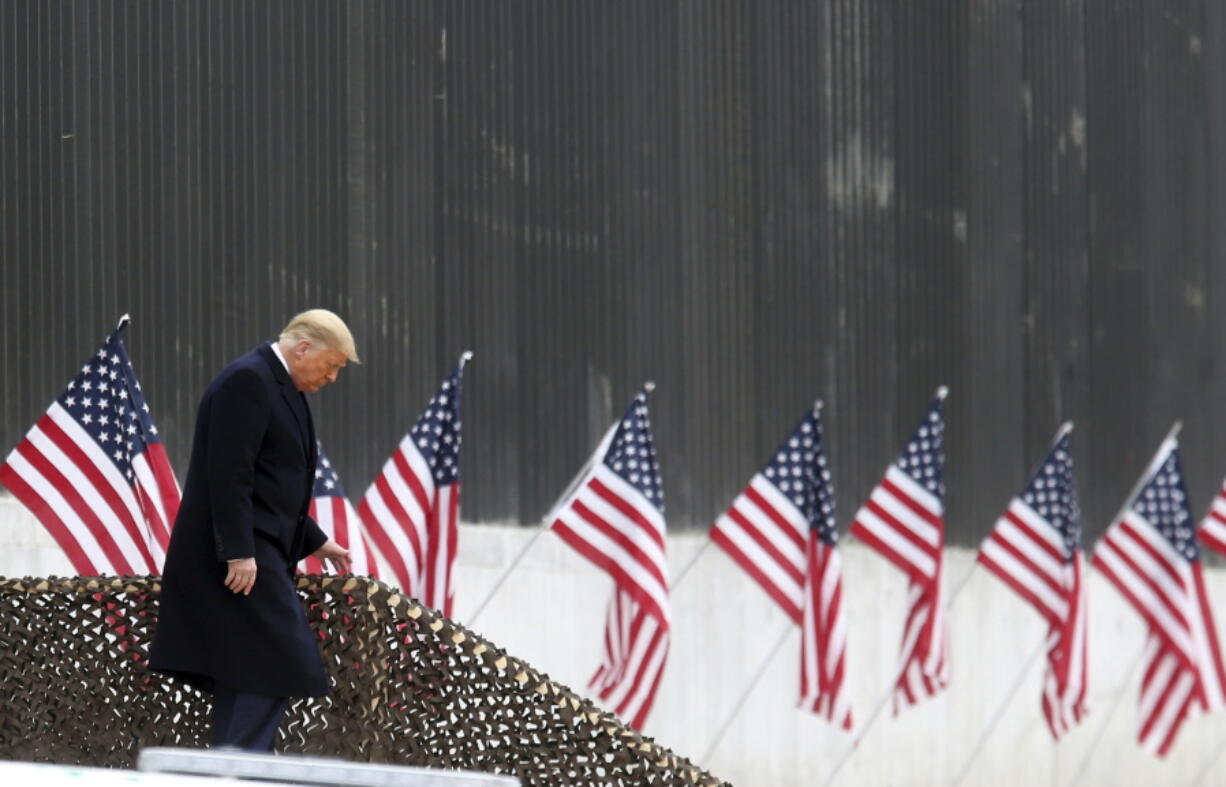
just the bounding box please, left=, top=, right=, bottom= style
left=302, top=391, right=318, bottom=472
left=257, top=344, right=312, bottom=462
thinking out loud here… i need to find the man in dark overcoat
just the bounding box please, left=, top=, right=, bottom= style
left=150, top=309, right=358, bottom=751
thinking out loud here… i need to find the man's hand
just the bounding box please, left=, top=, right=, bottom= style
left=313, top=539, right=353, bottom=575
left=224, top=557, right=257, bottom=596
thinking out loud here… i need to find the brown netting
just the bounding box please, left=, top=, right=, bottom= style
left=0, top=575, right=726, bottom=786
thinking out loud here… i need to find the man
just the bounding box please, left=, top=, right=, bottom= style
left=150, top=309, right=359, bottom=751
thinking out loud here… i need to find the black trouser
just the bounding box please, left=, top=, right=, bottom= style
left=211, top=685, right=288, bottom=751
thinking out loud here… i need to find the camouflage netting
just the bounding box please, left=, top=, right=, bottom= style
left=0, top=575, right=725, bottom=786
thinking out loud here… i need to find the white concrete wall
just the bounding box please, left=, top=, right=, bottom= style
left=2, top=495, right=1224, bottom=786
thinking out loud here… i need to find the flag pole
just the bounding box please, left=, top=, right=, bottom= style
left=1063, top=421, right=1181, bottom=785
left=669, top=539, right=711, bottom=592
left=820, top=558, right=978, bottom=786
left=699, top=623, right=795, bottom=763
left=465, top=436, right=605, bottom=628
left=947, top=420, right=1077, bottom=783
left=694, top=399, right=841, bottom=761
left=828, top=417, right=1087, bottom=785
left=822, top=385, right=958, bottom=785
left=1051, top=420, right=1074, bottom=448
left=1064, top=643, right=1146, bottom=787
left=950, top=638, right=1047, bottom=786
left=674, top=399, right=829, bottom=594
left=466, top=382, right=654, bottom=627
left=465, top=529, right=546, bottom=627
left=1106, top=420, right=1182, bottom=527
left=1190, top=737, right=1226, bottom=787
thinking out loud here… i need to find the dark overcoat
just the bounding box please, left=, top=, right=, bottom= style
left=150, top=344, right=330, bottom=697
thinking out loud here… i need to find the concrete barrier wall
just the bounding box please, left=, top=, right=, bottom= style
left=2, top=496, right=1223, bottom=786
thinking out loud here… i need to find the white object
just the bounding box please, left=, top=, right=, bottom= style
left=0, top=760, right=277, bottom=785
left=137, top=748, right=521, bottom=786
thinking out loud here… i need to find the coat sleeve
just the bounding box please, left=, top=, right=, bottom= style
left=206, top=367, right=270, bottom=561
left=297, top=515, right=329, bottom=562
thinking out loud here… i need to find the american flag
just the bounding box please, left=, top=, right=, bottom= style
left=550, top=388, right=669, bottom=729
left=359, top=353, right=470, bottom=616
left=589, top=587, right=670, bottom=730
left=710, top=406, right=816, bottom=624
left=300, top=442, right=379, bottom=577
left=1092, top=436, right=1226, bottom=756
left=709, top=402, right=850, bottom=727
left=795, top=404, right=853, bottom=729
left=977, top=425, right=1089, bottom=739
left=848, top=390, right=949, bottom=712
left=1197, top=477, right=1226, bottom=557
left=0, top=316, right=180, bottom=575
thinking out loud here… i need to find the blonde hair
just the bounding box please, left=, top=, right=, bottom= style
left=279, top=309, right=361, bottom=363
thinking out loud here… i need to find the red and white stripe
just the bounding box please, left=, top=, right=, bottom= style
left=589, top=588, right=671, bottom=730
left=799, top=536, right=852, bottom=728
left=893, top=578, right=949, bottom=710
left=980, top=497, right=1079, bottom=623
left=301, top=495, right=380, bottom=577
left=134, top=443, right=179, bottom=555
left=0, top=404, right=179, bottom=575
left=1131, top=556, right=1226, bottom=758
left=710, top=472, right=807, bottom=623
left=550, top=423, right=670, bottom=730
left=359, top=435, right=460, bottom=616
left=1198, top=478, right=1226, bottom=557
left=1094, top=511, right=1225, bottom=703
left=1043, top=552, right=1090, bottom=738
left=1093, top=467, right=1226, bottom=754
left=849, top=463, right=948, bottom=711
left=1135, top=634, right=1200, bottom=756
left=850, top=464, right=943, bottom=583
left=978, top=496, right=1089, bottom=738
left=552, top=461, right=670, bottom=628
